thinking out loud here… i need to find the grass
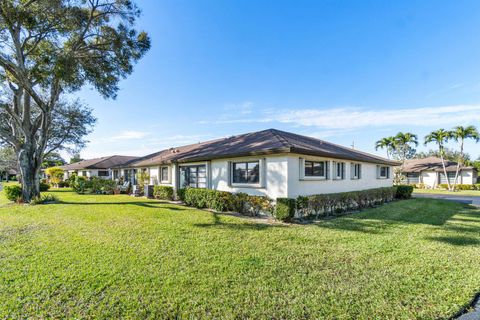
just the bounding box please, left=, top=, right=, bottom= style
left=0, top=189, right=479, bottom=319
left=414, top=188, right=480, bottom=196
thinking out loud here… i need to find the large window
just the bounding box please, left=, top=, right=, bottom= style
left=233, top=161, right=259, bottom=184
left=98, top=170, right=109, bottom=177
left=180, top=165, right=206, bottom=188
left=113, top=170, right=119, bottom=180
left=161, top=166, right=169, bottom=182
left=304, top=160, right=326, bottom=178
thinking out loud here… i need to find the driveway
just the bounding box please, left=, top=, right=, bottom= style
left=414, top=194, right=480, bottom=207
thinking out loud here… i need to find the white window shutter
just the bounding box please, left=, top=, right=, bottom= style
left=350, top=163, right=354, bottom=179
left=299, top=157, right=305, bottom=180
left=359, top=164, right=362, bottom=179
left=326, top=161, right=330, bottom=179
left=260, top=158, right=267, bottom=188
left=376, top=165, right=380, bottom=179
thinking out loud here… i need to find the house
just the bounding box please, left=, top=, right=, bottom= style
left=1, top=169, right=17, bottom=181
left=113, top=129, right=398, bottom=199
left=401, top=157, right=478, bottom=188
left=61, top=155, right=138, bottom=180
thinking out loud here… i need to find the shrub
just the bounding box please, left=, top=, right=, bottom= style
left=455, top=184, right=475, bottom=191
left=297, top=187, right=398, bottom=219
left=274, top=198, right=296, bottom=221
left=153, top=186, right=174, bottom=200
left=475, top=184, right=480, bottom=191
left=39, top=182, right=50, bottom=192
left=395, top=185, right=413, bottom=199
left=4, top=185, right=22, bottom=203
left=45, top=167, right=64, bottom=187
left=31, top=194, right=58, bottom=205
left=176, top=188, right=186, bottom=201
left=71, top=176, right=91, bottom=194
left=438, top=184, right=449, bottom=190
left=58, top=180, right=70, bottom=188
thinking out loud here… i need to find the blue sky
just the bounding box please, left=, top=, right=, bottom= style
left=76, top=0, right=480, bottom=160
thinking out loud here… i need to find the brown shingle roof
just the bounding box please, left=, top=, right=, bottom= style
left=121, top=129, right=399, bottom=168
left=61, top=155, right=138, bottom=171
left=402, top=157, right=475, bottom=173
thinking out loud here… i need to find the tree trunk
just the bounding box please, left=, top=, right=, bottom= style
left=440, top=153, right=452, bottom=191
left=17, top=146, right=41, bottom=202
left=452, top=139, right=463, bottom=191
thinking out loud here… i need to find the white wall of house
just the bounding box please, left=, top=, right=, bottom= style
left=286, top=154, right=393, bottom=198
left=420, top=171, right=438, bottom=188
left=460, top=169, right=476, bottom=185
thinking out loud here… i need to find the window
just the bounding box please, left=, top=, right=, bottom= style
left=351, top=163, right=361, bottom=179
left=98, top=170, right=109, bottom=177
left=378, top=166, right=390, bottom=179
left=180, top=165, right=206, bottom=188
left=161, top=166, right=169, bottom=182
left=81, top=171, right=87, bottom=177
left=304, top=160, right=326, bottom=178
left=113, top=170, right=119, bottom=180
left=233, top=161, right=259, bottom=184
left=334, top=162, right=345, bottom=180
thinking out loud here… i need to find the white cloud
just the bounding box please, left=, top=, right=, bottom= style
left=109, top=130, right=149, bottom=141
left=201, top=104, right=480, bottom=130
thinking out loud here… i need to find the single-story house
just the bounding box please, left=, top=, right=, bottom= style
left=401, top=157, right=478, bottom=188
left=113, top=129, right=398, bottom=199
left=1, top=169, right=17, bottom=181
left=61, top=155, right=138, bottom=180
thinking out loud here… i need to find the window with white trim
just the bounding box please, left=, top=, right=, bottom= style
left=304, top=160, right=327, bottom=178
left=98, top=170, right=109, bottom=177
left=351, top=163, right=361, bottom=179
left=378, top=166, right=390, bottom=179
left=161, top=166, right=169, bottom=182
left=334, top=162, right=345, bottom=180
left=232, top=161, right=259, bottom=184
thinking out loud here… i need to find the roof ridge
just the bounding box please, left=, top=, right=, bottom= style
left=269, top=129, right=292, bottom=148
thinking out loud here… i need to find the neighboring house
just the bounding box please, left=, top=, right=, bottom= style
left=114, top=129, right=398, bottom=199
left=1, top=169, right=17, bottom=181
left=401, top=157, right=478, bottom=188
left=61, top=155, right=138, bottom=180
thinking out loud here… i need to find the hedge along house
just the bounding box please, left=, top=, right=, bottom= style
left=114, top=129, right=398, bottom=199
left=401, top=157, right=478, bottom=188
left=61, top=155, right=138, bottom=181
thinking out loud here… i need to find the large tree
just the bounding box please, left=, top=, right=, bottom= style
left=0, top=0, right=150, bottom=202
left=375, top=136, right=397, bottom=159
left=449, top=125, right=479, bottom=190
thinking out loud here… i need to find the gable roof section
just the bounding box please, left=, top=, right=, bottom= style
left=122, top=129, right=398, bottom=168
left=402, top=157, right=475, bottom=173
left=61, top=155, right=138, bottom=171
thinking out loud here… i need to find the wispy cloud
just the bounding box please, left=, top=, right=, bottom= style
left=109, top=130, right=149, bottom=141
left=201, top=104, right=480, bottom=130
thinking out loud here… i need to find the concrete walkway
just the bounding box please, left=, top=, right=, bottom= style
left=413, top=194, right=480, bottom=207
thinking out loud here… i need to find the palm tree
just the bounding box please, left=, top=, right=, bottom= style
left=424, top=129, right=453, bottom=191
left=395, top=132, right=419, bottom=166
left=450, top=125, right=479, bottom=190
left=375, top=137, right=396, bottom=159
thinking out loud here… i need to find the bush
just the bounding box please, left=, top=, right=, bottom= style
left=71, top=176, right=91, bottom=194
left=153, top=186, right=174, bottom=200
left=4, top=185, right=22, bottom=203
left=176, top=188, right=186, bottom=201
left=475, top=184, right=480, bottom=190
left=274, top=198, right=296, bottom=221
left=297, top=187, right=398, bottom=219
left=39, top=182, right=50, bottom=192
left=58, top=180, right=70, bottom=188
left=395, top=185, right=413, bottom=199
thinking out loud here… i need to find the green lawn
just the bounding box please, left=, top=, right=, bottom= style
left=414, top=188, right=480, bottom=196
left=0, top=189, right=479, bottom=319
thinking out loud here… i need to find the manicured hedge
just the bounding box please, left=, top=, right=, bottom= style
left=71, top=176, right=116, bottom=194
left=439, top=183, right=478, bottom=190
left=153, top=186, right=174, bottom=200
left=296, top=187, right=398, bottom=219
left=395, top=185, right=414, bottom=199
left=274, top=198, right=296, bottom=222
left=182, top=187, right=272, bottom=216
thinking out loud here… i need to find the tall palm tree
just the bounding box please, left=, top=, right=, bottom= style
left=395, top=132, right=419, bottom=166
left=375, top=137, right=396, bottom=159
left=424, top=129, right=453, bottom=191
left=450, top=125, right=479, bottom=190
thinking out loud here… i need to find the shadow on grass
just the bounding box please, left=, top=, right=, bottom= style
left=194, top=212, right=286, bottom=231
left=56, top=200, right=187, bottom=210
left=313, top=199, right=478, bottom=235
left=426, top=235, right=480, bottom=246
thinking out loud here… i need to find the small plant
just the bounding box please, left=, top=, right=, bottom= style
left=4, top=185, right=22, bottom=203
left=153, top=186, right=174, bottom=200
left=31, top=194, right=59, bottom=205
left=274, top=198, right=296, bottom=221
left=39, top=182, right=50, bottom=192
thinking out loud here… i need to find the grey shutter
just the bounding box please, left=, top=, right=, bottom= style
left=358, top=164, right=362, bottom=179
left=342, top=163, right=345, bottom=179
left=376, top=165, right=380, bottom=179
left=332, top=161, right=336, bottom=179
left=387, top=167, right=390, bottom=179
left=227, top=161, right=232, bottom=186
left=350, top=163, right=354, bottom=180
left=260, top=158, right=267, bottom=188
left=326, top=161, right=330, bottom=179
